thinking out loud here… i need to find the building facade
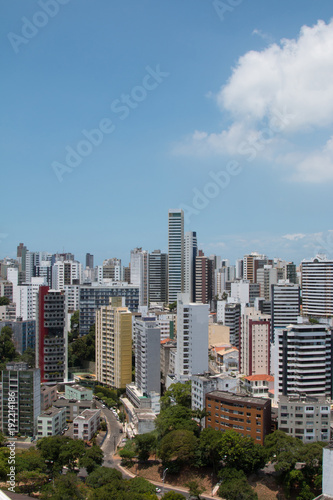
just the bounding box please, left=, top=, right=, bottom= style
left=168, top=209, right=184, bottom=303
left=95, top=297, right=132, bottom=388
left=175, top=293, right=209, bottom=380
left=79, top=283, right=139, bottom=335
left=73, top=409, right=101, bottom=441
left=278, top=395, right=330, bottom=443
left=205, top=390, right=271, bottom=445
left=275, top=323, right=333, bottom=398
left=37, top=407, right=66, bottom=438
left=301, top=255, right=333, bottom=318
left=2, top=362, right=41, bottom=437
left=134, top=317, right=161, bottom=396
left=36, top=287, right=67, bottom=384
left=240, top=307, right=271, bottom=376
left=148, top=250, right=168, bottom=304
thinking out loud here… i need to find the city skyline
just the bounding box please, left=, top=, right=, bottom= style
left=2, top=2, right=333, bottom=266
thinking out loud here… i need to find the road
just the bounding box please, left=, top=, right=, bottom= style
left=95, top=401, right=127, bottom=471
left=96, top=401, right=217, bottom=499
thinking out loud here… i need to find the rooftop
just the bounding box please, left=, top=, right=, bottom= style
left=38, top=407, right=64, bottom=418
left=245, top=374, right=274, bottom=382
left=207, top=390, right=271, bottom=407
left=74, top=409, right=100, bottom=421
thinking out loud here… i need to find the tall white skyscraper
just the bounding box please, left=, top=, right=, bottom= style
left=301, top=255, right=333, bottom=318
left=184, top=231, right=197, bottom=302
left=271, top=281, right=300, bottom=341
left=274, top=323, right=333, bottom=399
left=134, top=317, right=161, bottom=396
left=52, top=260, right=82, bottom=290
left=175, top=293, right=209, bottom=380
left=168, top=209, right=184, bottom=303
left=130, top=248, right=148, bottom=306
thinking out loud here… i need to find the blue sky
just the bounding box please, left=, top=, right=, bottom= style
left=1, top=0, right=333, bottom=267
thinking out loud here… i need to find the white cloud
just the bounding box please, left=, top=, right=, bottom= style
left=220, top=20, right=333, bottom=131
left=252, top=29, right=274, bottom=44
left=282, top=233, right=306, bottom=241
left=174, top=19, right=333, bottom=183
left=289, top=135, right=333, bottom=182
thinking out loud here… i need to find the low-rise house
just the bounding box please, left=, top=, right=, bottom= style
left=37, top=407, right=66, bottom=438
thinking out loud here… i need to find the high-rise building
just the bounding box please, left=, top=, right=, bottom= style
left=271, top=281, right=300, bottom=341
left=168, top=209, right=184, bottom=303
left=217, top=301, right=241, bottom=347
left=95, top=297, right=132, bottom=388
left=98, top=258, right=123, bottom=282
left=52, top=260, right=82, bottom=290
left=230, top=280, right=260, bottom=306
left=148, top=250, right=168, bottom=304
left=86, top=253, right=94, bottom=269
left=235, top=259, right=243, bottom=279
left=175, top=293, right=209, bottom=380
left=256, top=265, right=278, bottom=301
left=301, top=255, right=333, bottom=318
left=240, top=307, right=271, bottom=376
left=243, top=253, right=268, bottom=283
left=2, top=362, right=41, bottom=437
left=275, top=323, right=333, bottom=398
left=195, top=251, right=213, bottom=304
left=130, top=248, right=148, bottom=306
left=184, top=231, right=197, bottom=302
left=79, top=283, right=139, bottom=335
left=36, top=287, right=67, bottom=384
left=134, top=317, right=161, bottom=396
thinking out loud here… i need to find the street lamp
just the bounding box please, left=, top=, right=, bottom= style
left=162, top=467, right=168, bottom=496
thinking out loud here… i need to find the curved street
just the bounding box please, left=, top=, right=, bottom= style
left=96, top=401, right=217, bottom=500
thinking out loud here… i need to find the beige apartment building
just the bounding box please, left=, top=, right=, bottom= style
left=96, top=297, right=132, bottom=388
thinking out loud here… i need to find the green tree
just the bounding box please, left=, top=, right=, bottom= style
left=69, top=310, right=80, bottom=342
left=86, top=466, right=122, bottom=488
left=296, top=484, right=314, bottom=500
left=59, top=439, right=86, bottom=470
left=40, top=472, right=86, bottom=500
left=126, top=476, right=156, bottom=491
left=16, top=448, right=47, bottom=474
left=218, top=468, right=258, bottom=500
left=159, top=429, right=198, bottom=468
left=17, top=470, right=49, bottom=496
left=134, top=432, right=157, bottom=462
left=0, top=326, right=17, bottom=364
left=155, top=404, right=199, bottom=438
left=79, top=445, right=104, bottom=473
left=197, top=427, right=222, bottom=472
left=0, top=297, right=10, bottom=306
left=100, top=421, right=107, bottom=432
left=186, top=479, right=204, bottom=499
left=168, top=302, right=177, bottom=312
left=119, top=447, right=136, bottom=467
left=162, top=493, right=186, bottom=500
left=16, top=346, right=36, bottom=368
left=218, top=430, right=266, bottom=474
left=0, top=431, right=6, bottom=447
left=160, top=381, right=191, bottom=410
